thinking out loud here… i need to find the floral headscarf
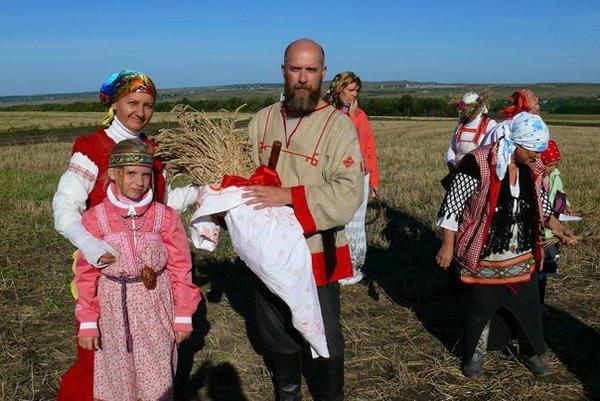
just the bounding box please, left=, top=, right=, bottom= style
left=495, top=112, right=549, bottom=180
left=99, top=70, right=157, bottom=127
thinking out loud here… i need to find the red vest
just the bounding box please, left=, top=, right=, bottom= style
left=71, top=128, right=166, bottom=209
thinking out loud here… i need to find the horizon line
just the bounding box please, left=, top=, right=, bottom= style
left=2, top=80, right=600, bottom=99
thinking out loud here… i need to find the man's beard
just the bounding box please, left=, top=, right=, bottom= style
left=282, top=81, right=322, bottom=117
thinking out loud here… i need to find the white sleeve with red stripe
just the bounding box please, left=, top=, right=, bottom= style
left=52, top=152, right=115, bottom=267
left=53, top=152, right=98, bottom=236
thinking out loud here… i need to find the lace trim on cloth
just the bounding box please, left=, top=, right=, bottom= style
left=437, top=172, right=479, bottom=225
left=481, top=197, right=534, bottom=258
left=541, top=186, right=552, bottom=218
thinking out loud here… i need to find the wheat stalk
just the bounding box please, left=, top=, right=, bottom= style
left=155, top=104, right=253, bottom=185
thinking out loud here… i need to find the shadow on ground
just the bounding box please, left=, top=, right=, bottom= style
left=174, top=200, right=600, bottom=400
left=175, top=256, right=259, bottom=400
left=364, top=199, right=467, bottom=356
left=365, top=199, right=600, bottom=400
left=544, top=306, right=600, bottom=400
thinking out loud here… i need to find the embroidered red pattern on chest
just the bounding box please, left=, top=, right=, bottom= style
left=343, top=156, right=355, bottom=168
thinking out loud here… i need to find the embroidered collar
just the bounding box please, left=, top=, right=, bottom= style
left=106, top=183, right=153, bottom=217
left=105, top=116, right=141, bottom=143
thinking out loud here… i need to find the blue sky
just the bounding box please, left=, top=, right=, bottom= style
left=1, top=0, right=599, bottom=96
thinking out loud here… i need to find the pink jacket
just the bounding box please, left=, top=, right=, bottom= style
left=75, top=195, right=201, bottom=336
left=348, top=108, right=380, bottom=188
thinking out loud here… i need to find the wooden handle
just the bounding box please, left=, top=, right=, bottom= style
left=267, top=140, right=283, bottom=170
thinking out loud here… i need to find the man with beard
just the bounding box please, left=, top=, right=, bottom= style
left=242, top=38, right=363, bottom=400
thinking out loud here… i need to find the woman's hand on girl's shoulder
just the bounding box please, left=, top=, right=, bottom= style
left=98, top=252, right=115, bottom=265
left=79, top=335, right=100, bottom=351
left=175, top=331, right=191, bottom=344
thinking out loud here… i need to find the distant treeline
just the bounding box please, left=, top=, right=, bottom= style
left=1, top=95, right=599, bottom=116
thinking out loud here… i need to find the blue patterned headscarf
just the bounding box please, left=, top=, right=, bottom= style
left=495, top=112, right=549, bottom=180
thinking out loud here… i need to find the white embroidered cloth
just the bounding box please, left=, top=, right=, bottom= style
left=190, top=185, right=330, bottom=358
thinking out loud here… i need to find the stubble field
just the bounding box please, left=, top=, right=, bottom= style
left=0, top=118, right=598, bottom=401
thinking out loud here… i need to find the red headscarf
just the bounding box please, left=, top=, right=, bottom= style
left=541, top=140, right=560, bottom=165
left=502, top=89, right=540, bottom=118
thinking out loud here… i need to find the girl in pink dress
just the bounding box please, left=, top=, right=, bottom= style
left=75, top=139, right=201, bottom=401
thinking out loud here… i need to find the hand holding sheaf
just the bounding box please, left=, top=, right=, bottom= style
left=547, top=215, right=578, bottom=246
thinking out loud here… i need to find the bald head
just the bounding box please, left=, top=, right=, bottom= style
left=281, top=39, right=327, bottom=116
left=284, top=39, right=325, bottom=66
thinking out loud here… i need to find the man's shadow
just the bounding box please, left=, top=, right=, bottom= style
left=544, top=305, right=600, bottom=400
left=363, top=199, right=467, bottom=355
left=195, top=257, right=264, bottom=354
left=175, top=253, right=263, bottom=400
left=175, top=360, right=249, bottom=401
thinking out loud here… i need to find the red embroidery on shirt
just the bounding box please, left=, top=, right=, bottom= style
left=67, top=163, right=96, bottom=182
left=343, top=156, right=355, bottom=168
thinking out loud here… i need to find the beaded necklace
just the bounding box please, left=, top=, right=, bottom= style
left=119, top=213, right=148, bottom=236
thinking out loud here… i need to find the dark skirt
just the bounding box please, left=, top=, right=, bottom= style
left=463, top=272, right=545, bottom=361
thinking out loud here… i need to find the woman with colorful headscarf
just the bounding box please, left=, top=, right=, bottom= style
left=53, top=70, right=196, bottom=401
left=435, top=113, right=577, bottom=378
left=502, top=88, right=541, bottom=118
left=324, top=71, right=380, bottom=285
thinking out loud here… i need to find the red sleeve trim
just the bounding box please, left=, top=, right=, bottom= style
left=290, top=185, right=317, bottom=235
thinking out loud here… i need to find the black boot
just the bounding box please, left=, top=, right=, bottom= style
left=311, top=355, right=344, bottom=401
left=269, top=352, right=302, bottom=401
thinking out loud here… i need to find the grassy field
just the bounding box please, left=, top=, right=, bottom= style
left=1, top=120, right=599, bottom=401
left=2, top=111, right=600, bottom=138
left=0, top=111, right=254, bottom=135
left=0, top=112, right=177, bottom=134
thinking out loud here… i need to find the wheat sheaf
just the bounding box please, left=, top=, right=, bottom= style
left=155, top=104, right=253, bottom=185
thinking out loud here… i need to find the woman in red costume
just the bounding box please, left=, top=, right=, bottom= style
left=53, top=70, right=196, bottom=401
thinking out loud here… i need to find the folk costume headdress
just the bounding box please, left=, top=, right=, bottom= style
left=107, top=139, right=156, bottom=210
left=502, top=89, right=539, bottom=118
left=495, top=112, right=549, bottom=180
left=99, top=70, right=157, bottom=127
left=455, top=91, right=490, bottom=120
left=109, top=139, right=154, bottom=169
